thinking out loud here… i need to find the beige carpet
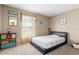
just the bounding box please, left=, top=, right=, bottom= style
left=0, top=43, right=79, bottom=55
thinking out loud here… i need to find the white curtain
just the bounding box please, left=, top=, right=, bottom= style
left=21, top=14, right=35, bottom=41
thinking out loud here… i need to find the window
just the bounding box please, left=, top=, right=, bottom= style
left=21, top=15, right=33, bottom=27
left=8, top=10, right=18, bottom=27
left=21, top=14, right=35, bottom=42
left=8, top=16, right=18, bottom=27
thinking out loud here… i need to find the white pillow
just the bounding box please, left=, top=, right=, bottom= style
left=50, top=35, right=60, bottom=38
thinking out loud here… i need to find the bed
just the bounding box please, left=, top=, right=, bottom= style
left=31, top=31, right=68, bottom=55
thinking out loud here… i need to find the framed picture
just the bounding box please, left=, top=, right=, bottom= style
left=60, top=17, right=67, bottom=25
left=8, top=16, right=18, bottom=27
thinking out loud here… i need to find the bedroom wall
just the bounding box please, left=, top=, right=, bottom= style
left=35, top=16, right=48, bottom=36
left=1, top=5, right=49, bottom=45
left=49, top=8, right=79, bottom=44
left=0, top=5, right=1, bottom=33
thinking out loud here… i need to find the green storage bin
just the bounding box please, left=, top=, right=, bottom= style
left=10, top=42, right=16, bottom=47
left=1, top=42, right=16, bottom=49
left=1, top=34, right=6, bottom=39
left=1, top=43, right=10, bottom=48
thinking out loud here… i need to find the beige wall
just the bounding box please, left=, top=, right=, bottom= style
left=49, top=9, right=79, bottom=44
left=35, top=16, right=48, bottom=36
left=1, top=5, right=49, bottom=45
left=0, top=5, right=1, bottom=33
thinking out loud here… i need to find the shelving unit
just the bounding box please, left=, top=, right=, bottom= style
left=0, top=33, right=16, bottom=49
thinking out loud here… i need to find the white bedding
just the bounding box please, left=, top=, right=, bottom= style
left=32, top=35, right=65, bottom=49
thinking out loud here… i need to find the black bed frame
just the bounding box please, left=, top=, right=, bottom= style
left=31, top=31, right=68, bottom=55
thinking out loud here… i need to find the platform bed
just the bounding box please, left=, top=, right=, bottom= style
left=31, top=31, right=68, bottom=55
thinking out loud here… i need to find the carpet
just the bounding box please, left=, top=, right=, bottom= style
left=0, top=43, right=79, bottom=55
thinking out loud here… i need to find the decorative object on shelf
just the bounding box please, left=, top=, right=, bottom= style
left=0, top=33, right=16, bottom=49
left=7, top=28, right=11, bottom=33
left=60, top=17, right=67, bottom=25
left=8, top=16, right=18, bottom=27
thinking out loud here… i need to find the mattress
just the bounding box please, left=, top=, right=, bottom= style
left=32, top=35, right=65, bottom=49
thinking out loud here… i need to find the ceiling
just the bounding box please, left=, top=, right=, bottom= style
left=5, top=4, right=79, bottom=17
